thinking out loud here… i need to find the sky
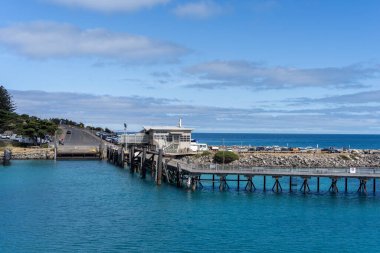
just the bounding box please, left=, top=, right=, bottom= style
left=0, top=0, right=380, bottom=133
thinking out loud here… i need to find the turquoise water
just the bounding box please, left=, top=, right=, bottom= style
left=192, top=133, right=380, bottom=149
left=1, top=160, right=380, bottom=252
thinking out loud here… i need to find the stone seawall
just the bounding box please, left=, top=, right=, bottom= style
left=1, top=148, right=55, bottom=160
left=186, top=152, right=380, bottom=168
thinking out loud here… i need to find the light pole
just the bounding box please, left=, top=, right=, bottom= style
left=124, top=123, right=127, bottom=149
left=222, top=138, right=225, bottom=169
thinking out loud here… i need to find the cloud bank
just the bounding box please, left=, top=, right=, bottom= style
left=0, top=22, right=187, bottom=63
left=10, top=89, right=380, bottom=133
left=185, top=60, right=379, bottom=89
left=48, top=0, right=170, bottom=12
left=290, top=90, right=380, bottom=104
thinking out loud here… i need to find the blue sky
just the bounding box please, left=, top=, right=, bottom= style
left=1, top=0, right=380, bottom=133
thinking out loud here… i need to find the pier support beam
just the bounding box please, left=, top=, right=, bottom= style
left=219, top=175, right=229, bottom=191
left=357, top=178, right=367, bottom=194
left=156, top=149, right=163, bottom=185
left=317, top=177, right=320, bottom=192
left=141, top=147, right=147, bottom=179
left=245, top=176, right=256, bottom=192
left=272, top=176, right=282, bottom=193
left=130, top=146, right=135, bottom=173
left=128, top=146, right=132, bottom=166
left=289, top=176, right=292, bottom=192
left=374, top=178, right=376, bottom=194
left=329, top=177, right=339, bottom=193
left=345, top=178, right=348, bottom=192
left=186, top=175, right=201, bottom=191
left=212, top=174, right=215, bottom=189
left=197, top=176, right=203, bottom=189
left=263, top=176, right=266, bottom=191
left=191, top=177, right=197, bottom=191
left=300, top=177, right=311, bottom=194
left=237, top=175, right=240, bottom=191
left=176, top=163, right=181, bottom=188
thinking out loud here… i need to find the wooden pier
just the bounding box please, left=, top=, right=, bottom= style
left=106, top=144, right=380, bottom=194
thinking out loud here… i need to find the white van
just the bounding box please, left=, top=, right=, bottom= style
left=190, top=143, right=208, bottom=152
left=198, top=143, right=208, bottom=151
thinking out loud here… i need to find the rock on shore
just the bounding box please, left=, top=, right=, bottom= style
left=186, top=152, right=380, bottom=168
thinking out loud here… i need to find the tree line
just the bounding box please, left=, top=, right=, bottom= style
left=0, top=86, right=58, bottom=145
left=1, top=85, right=110, bottom=145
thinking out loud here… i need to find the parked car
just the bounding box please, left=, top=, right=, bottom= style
left=321, top=147, right=339, bottom=153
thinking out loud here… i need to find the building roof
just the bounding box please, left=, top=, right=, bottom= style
left=142, top=126, right=193, bottom=132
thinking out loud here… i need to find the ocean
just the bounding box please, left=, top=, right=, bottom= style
left=1, top=134, right=380, bottom=252
left=192, top=133, right=380, bottom=149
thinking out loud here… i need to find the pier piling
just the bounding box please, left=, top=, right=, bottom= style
left=357, top=178, right=367, bottom=193
left=329, top=178, right=339, bottom=193
left=245, top=176, right=256, bottom=191
left=374, top=178, right=376, bottom=194
left=176, top=163, right=181, bottom=187
left=345, top=178, right=348, bottom=192
left=263, top=176, right=266, bottom=191
left=300, top=177, right=311, bottom=194
left=317, top=177, right=320, bottom=192
left=156, top=149, right=163, bottom=185
left=272, top=176, right=282, bottom=192
left=219, top=175, right=229, bottom=191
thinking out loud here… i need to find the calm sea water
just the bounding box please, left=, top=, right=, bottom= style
left=192, top=133, right=380, bottom=149
left=1, top=160, right=380, bottom=252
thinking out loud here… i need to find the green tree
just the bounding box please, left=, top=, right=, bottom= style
left=214, top=151, right=239, bottom=164
left=16, top=116, right=58, bottom=145
left=0, top=85, right=16, bottom=112
left=0, top=109, right=23, bottom=133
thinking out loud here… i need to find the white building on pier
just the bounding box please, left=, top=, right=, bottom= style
left=120, top=119, right=193, bottom=154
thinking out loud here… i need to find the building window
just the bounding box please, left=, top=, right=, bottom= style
left=180, top=135, right=191, bottom=142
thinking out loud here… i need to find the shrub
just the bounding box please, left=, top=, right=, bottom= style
left=214, top=151, right=239, bottom=164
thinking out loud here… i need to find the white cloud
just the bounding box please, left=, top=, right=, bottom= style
left=173, top=1, right=223, bottom=19
left=0, top=22, right=187, bottom=63
left=186, top=60, right=379, bottom=89
left=48, top=0, right=170, bottom=12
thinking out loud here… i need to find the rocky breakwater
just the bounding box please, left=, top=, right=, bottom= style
left=0, top=147, right=55, bottom=160
left=186, top=152, right=380, bottom=168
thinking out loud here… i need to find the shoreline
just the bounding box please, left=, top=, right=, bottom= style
left=2, top=146, right=380, bottom=168
left=1, top=147, right=55, bottom=160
